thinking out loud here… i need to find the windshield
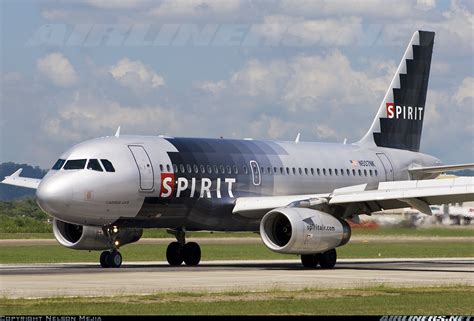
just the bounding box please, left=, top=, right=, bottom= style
left=51, top=159, right=66, bottom=170
left=63, top=159, right=87, bottom=170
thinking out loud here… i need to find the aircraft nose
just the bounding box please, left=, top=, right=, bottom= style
left=36, top=176, right=72, bottom=215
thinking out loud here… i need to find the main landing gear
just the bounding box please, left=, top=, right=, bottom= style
left=99, top=226, right=123, bottom=268
left=166, top=229, right=201, bottom=266
left=300, top=248, right=337, bottom=269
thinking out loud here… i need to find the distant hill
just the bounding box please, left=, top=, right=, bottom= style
left=0, top=162, right=47, bottom=200
left=450, top=169, right=474, bottom=176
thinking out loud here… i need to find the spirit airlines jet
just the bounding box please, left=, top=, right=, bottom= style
left=3, top=30, right=474, bottom=268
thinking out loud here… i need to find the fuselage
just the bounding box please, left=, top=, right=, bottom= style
left=36, top=135, right=441, bottom=230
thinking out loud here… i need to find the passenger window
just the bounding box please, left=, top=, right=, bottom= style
left=280, top=167, right=284, bottom=175
left=352, top=169, right=356, bottom=176
left=207, top=165, right=212, bottom=174
left=347, top=169, right=350, bottom=176
left=187, top=164, right=192, bottom=173
left=200, top=165, right=205, bottom=174
left=273, top=167, right=277, bottom=174
left=180, top=164, right=185, bottom=173
left=310, top=168, right=314, bottom=175
left=226, top=165, right=232, bottom=174
left=214, top=165, right=219, bottom=174
left=87, top=159, right=103, bottom=172
left=340, top=169, right=344, bottom=176
left=100, top=159, right=115, bottom=172
left=317, top=168, right=320, bottom=175
left=173, top=164, right=178, bottom=173
left=369, top=169, right=373, bottom=176
left=358, top=169, right=362, bottom=176
left=64, top=159, right=87, bottom=170
left=375, top=170, right=378, bottom=176
left=267, top=167, right=271, bottom=175
left=322, top=168, right=326, bottom=175
left=304, top=168, right=308, bottom=175
left=193, top=164, right=199, bottom=174
left=159, top=164, right=164, bottom=172
left=292, top=168, right=296, bottom=175
left=233, top=165, right=239, bottom=174
left=329, top=168, right=332, bottom=176
left=243, top=166, right=248, bottom=175
left=286, top=167, right=290, bottom=175
left=298, top=168, right=302, bottom=175
left=220, top=165, right=225, bottom=174
left=52, top=159, right=66, bottom=170
left=335, top=169, right=338, bottom=176
left=364, top=169, right=367, bottom=176
left=166, top=164, right=171, bottom=172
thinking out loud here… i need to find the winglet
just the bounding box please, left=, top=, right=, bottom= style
left=295, top=133, right=300, bottom=144
left=5, top=168, right=23, bottom=180
left=115, top=126, right=121, bottom=137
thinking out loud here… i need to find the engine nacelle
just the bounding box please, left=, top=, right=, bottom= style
left=260, top=207, right=351, bottom=254
left=53, top=219, right=143, bottom=250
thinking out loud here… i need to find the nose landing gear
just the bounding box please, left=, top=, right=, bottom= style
left=99, top=226, right=123, bottom=268
left=166, top=229, right=201, bottom=266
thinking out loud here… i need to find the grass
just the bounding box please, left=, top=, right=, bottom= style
left=0, top=241, right=472, bottom=264
left=0, top=226, right=473, bottom=239
left=1, top=285, right=472, bottom=315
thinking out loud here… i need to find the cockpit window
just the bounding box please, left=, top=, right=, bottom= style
left=52, top=159, right=66, bottom=170
left=63, top=159, right=87, bottom=170
left=87, top=159, right=103, bottom=172
left=100, top=159, right=115, bottom=172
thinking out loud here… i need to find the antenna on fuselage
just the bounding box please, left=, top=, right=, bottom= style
left=115, top=126, right=121, bottom=137
left=295, top=133, right=300, bottom=144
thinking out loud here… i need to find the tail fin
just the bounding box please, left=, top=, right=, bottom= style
left=358, top=30, right=435, bottom=152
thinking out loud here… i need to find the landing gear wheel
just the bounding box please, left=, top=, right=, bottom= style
left=301, top=254, right=319, bottom=268
left=106, top=251, right=122, bottom=268
left=319, top=249, right=337, bottom=269
left=166, top=242, right=184, bottom=266
left=100, top=251, right=110, bottom=268
left=183, top=242, right=201, bottom=266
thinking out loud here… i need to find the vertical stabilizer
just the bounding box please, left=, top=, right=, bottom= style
left=358, top=30, right=435, bottom=152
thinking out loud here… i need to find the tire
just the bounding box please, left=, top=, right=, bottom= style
left=100, top=251, right=110, bottom=268
left=107, top=251, right=122, bottom=268
left=183, top=242, right=201, bottom=266
left=301, top=254, right=318, bottom=268
left=319, top=249, right=337, bottom=269
left=166, top=242, right=184, bottom=266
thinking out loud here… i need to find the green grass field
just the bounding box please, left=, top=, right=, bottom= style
left=1, top=286, right=472, bottom=315
left=0, top=241, right=472, bottom=264
left=0, top=226, right=473, bottom=239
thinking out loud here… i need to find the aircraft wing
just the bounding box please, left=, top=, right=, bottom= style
left=409, top=163, right=474, bottom=179
left=1, top=169, right=41, bottom=189
left=233, top=177, right=474, bottom=218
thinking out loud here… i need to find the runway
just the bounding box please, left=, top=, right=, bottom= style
left=1, top=258, right=472, bottom=298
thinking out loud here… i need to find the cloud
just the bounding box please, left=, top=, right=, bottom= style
left=454, top=76, right=474, bottom=104
left=195, top=80, right=227, bottom=94
left=203, top=50, right=392, bottom=113
left=37, top=52, right=78, bottom=87
left=252, top=15, right=363, bottom=46
left=42, top=94, right=179, bottom=142
left=85, top=0, right=150, bottom=9
left=109, top=58, right=165, bottom=92
left=150, top=0, right=241, bottom=18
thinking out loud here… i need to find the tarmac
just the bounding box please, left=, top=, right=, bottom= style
left=1, top=258, right=472, bottom=298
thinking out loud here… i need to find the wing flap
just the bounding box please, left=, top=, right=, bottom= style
left=1, top=169, right=41, bottom=190
left=409, top=163, right=474, bottom=179
left=233, top=193, right=329, bottom=218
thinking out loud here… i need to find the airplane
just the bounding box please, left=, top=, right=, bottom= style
left=2, top=30, right=474, bottom=269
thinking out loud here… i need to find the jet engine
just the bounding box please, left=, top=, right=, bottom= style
left=259, top=207, right=351, bottom=254
left=53, top=219, right=143, bottom=250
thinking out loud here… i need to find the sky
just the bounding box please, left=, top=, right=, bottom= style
left=0, top=0, right=473, bottom=168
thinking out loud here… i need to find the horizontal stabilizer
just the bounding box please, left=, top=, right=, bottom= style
left=409, top=163, right=474, bottom=179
